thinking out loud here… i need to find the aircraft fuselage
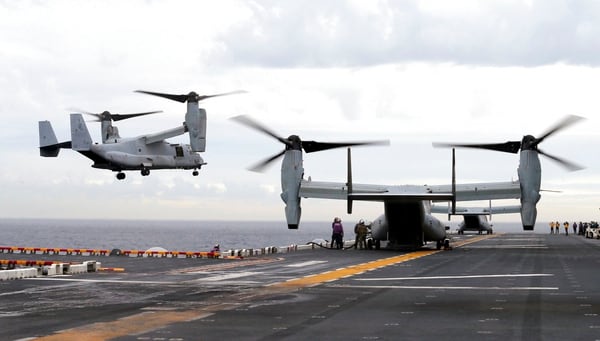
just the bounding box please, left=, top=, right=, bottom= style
left=370, top=200, right=447, bottom=249
left=84, top=138, right=205, bottom=171
left=458, top=215, right=492, bottom=234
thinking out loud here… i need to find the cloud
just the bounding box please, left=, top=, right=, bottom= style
left=216, top=0, right=600, bottom=67
left=206, top=182, right=228, bottom=194
left=1, top=0, right=599, bottom=225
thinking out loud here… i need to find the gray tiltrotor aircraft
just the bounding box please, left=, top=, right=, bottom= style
left=234, top=115, right=466, bottom=250
left=234, top=114, right=583, bottom=249
left=39, top=90, right=243, bottom=180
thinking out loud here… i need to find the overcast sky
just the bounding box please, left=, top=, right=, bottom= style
left=1, top=0, right=599, bottom=228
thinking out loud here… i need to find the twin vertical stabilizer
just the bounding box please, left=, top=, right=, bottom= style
left=70, top=114, right=93, bottom=151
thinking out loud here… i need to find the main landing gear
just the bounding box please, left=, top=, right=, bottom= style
left=436, top=239, right=450, bottom=250
left=141, top=168, right=150, bottom=176
left=192, top=169, right=199, bottom=176
left=116, top=172, right=126, bottom=180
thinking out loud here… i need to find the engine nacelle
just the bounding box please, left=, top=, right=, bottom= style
left=281, top=150, right=303, bottom=229
left=423, top=214, right=447, bottom=241
left=518, top=150, right=541, bottom=230
left=370, top=214, right=388, bottom=240
left=185, top=106, right=207, bottom=152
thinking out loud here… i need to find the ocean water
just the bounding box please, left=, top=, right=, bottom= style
left=0, top=218, right=332, bottom=252
left=0, top=219, right=536, bottom=252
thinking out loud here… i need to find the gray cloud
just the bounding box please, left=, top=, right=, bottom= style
left=216, top=0, right=600, bottom=67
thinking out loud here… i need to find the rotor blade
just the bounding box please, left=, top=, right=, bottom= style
left=432, top=141, right=522, bottom=154
left=111, top=111, right=163, bottom=121
left=81, top=112, right=102, bottom=122
left=302, top=140, right=390, bottom=153
left=67, top=107, right=94, bottom=115
left=135, top=90, right=188, bottom=103
left=196, top=90, right=247, bottom=101
left=68, top=107, right=100, bottom=121
left=537, top=148, right=584, bottom=172
left=535, top=115, right=585, bottom=145
left=230, top=115, right=290, bottom=146
left=248, top=150, right=286, bottom=172
left=136, top=90, right=246, bottom=103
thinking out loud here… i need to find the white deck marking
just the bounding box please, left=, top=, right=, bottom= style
left=331, top=284, right=558, bottom=290
left=355, top=273, right=553, bottom=281
left=194, top=271, right=261, bottom=282
left=462, top=245, right=548, bottom=249
left=286, top=260, right=328, bottom=267
left=25, top=278, right=174, bottom=284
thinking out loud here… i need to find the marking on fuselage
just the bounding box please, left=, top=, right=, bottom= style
left=286, top=260, right=328, bottom=267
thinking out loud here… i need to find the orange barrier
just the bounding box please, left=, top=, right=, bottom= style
left=0, top=246, right=219, bottom=259
left=120, top=250, right=219, bottom=258
left=98, top=267, right=125, bottom=272
left=0, top=259, right=58, bottom=267
left=0, top=246, right=110, bottom=256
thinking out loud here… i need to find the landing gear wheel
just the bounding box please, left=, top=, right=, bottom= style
left=141, top=169, right=150, bottom=176
left=374, top=239, right=381, bottom=250
left=192, top=170, right=199, bottom=176
left=444, top=239, right=450, bottom=249
left=116, top=172, right=126, bottom=180
left=436, top=240, right=442, bottom=250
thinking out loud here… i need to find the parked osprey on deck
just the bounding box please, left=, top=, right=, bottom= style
left=38, top=90, right=244, bottom=180
left=232, top=114, right=583, bottom=250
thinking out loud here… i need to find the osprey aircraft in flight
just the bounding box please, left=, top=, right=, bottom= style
left=38, top=90, right=244, bottom=180
left=232, top=114, right=583, bottom=249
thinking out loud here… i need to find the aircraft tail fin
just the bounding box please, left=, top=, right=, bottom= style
left=70, top=113, right=93, bottom=151
left=39, top=120, right=71, bottom=157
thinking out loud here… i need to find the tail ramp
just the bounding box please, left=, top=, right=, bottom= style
left=39, top=121, right=71, bottom=157
left=70, top=114, right=93, bottom=151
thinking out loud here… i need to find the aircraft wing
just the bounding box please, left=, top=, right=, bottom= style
left=299, top=180, right=453, bottom=202
left=299, top=180, right=387, bottom=200
left=299, top=179, right=519, bottom=203
left=430, top=204, right=521, bottom=215
left=143, top=126, right=186, bottom=145
left=428, top=181, right=521, bottom=201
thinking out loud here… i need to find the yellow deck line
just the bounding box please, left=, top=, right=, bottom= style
left=34, top=304, right=232, bottom=341
left=273, top=250, right=438, bottom=288
left=274, top=234, right=499, bottom=288
left=34, top=235, right=495, bottom=340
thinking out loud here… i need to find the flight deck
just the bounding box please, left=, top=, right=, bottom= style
left=1, top=233, right=600, bottom=340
